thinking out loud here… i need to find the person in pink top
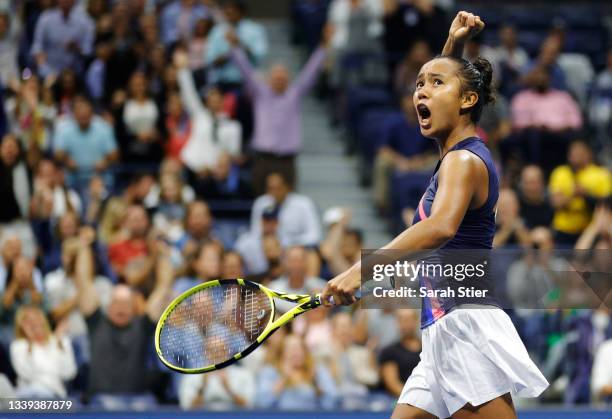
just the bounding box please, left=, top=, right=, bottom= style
left=507, top=65, right=582, bottom=173
left=511, top=66, right=582, bottom=132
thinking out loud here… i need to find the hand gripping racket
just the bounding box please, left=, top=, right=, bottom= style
left=155, top=278, right=349, bottom=374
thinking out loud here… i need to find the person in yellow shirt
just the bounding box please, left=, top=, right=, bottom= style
left=549, top=140, right=611, bottom=245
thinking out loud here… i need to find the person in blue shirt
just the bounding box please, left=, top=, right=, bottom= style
left=160, top=0, right=210, bottom=47
left=323, top=12, right=548, bottom=419
left=373, top=91, right=437, bottom=213
left=205, top=1, right=268, bottom=87
left=53, top=95, right=118, bottom=193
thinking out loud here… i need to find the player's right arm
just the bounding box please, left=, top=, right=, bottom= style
left=442, top=11, right=485, bottom=58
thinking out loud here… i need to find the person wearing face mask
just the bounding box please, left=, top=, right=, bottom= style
left=591, top=309, right=612, bottom=404
left=563, top=308, right=612, bottom=404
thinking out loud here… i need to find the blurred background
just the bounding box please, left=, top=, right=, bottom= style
left=0, top=0, right=610, bottom=417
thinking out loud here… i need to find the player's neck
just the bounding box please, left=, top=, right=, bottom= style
left=438, top=123, right=478, bottom=156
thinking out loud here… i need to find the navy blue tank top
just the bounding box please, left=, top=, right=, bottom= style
left=411, top=137, right=500, bottom=328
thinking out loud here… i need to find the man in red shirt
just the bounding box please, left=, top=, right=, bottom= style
left=108, top=204, right=154, bottom=288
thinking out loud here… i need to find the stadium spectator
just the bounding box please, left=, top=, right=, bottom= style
left=372, top=92, right=436, bottom=213
left=506, top=227, right=567, bottom=310
left=115, top=71, right=163, bottom=165
left=235, top=205, right=280, bottom=276
left=588, top=48, right=612, bottom=153
left=357, top=303, right=401, bottom=352
left=98, top=174, right=153, bottom=244
left=393, top=40, right=432, bottom=99
left=9, top=305, right=76, bottom=398
left=295, top=304, right=334, bottom=360
left=228, top=25, right=330, bottom=193
left=107, top=204, right=155, bottom=288
left=143, top=158, right=195, bottom=210
left=592, top=333, right=612, bottom=403
left=320, top=208, right=363, bottom=277
left=0, top=135, right=34, bottom=255
left=269, top=246, right=326, bottom=313
left=160, top=0, right=209, bottom=47
left=491, top=24, right=528, bottom=97
left=0, top=236, right=43, bottom=297
left=29, top=159, right=82, bottom=221
left=75, top=229, right=173, bottom=403
left=575, top=205, right=611, bottom=251
left=256, top=333, right=337, bottom=409
left=31, top=0, right=95, bottom=79
left=382, top=0, right=447, bottom=74
left=173, top=240, right=223, bottom=295
left=493, top=188, right=531, bottom=248
left=524, top=35, right=567, bottom=91
left=564, top=308, right=612, bottom=404
left=52, top=68, right=81, bottom=117
left=151, top=174, right=190, bottom=242
left=379, top=309, right=421, bottom=398
left=37, top=209, right=81, bottom=274
left=191, top=152, right=252, bottom=200
left=0, top=257, right=44, bottom=344
left=509, top=65, right=582, bottom=172
left=327, top=0, right=383, bottom=54
left=549, top=140, right=611, bottom=245
left=174, top=50, right=242, bottom=175
left=53, top=95, right=118, bottom=192
left=175, top=200, right=216, bottom=260
left=85, top=35, right=112, bottom=105
left=518, top=165, right=554, bottom=229
left=188, top=18, right=213, bottom=77
left=178, top=336, right=256, bottom=409
left=250, top=173, right=321, bottom=248
left=221, top=250, right=245, bottom=279
left=0, top=7, right=19, bottom=85
left=44, top=236, right=112, bottom=340
left=206, top=0, right=268, bottom=86
left=478, top=94, right=511, bottom=151
left=329, top=312, right=378, bottom=407
left=5, top=72, right=56, bottom=157
left=162, top=92, right=191, bottom=160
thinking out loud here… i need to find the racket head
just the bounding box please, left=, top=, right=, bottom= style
left=154, top=278, right=275, bottom=374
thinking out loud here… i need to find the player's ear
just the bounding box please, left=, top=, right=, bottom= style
left=460, top=90, right=479, bottom=112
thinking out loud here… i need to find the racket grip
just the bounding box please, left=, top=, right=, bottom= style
left=324, top=289, right=363, bottom=306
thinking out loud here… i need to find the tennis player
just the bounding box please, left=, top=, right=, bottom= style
left=322, top=11, right=549, bottom=419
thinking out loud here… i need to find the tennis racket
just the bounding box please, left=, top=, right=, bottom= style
left=155, top=278, right=340, bottom=374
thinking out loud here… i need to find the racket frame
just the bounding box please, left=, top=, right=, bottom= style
left=154, top=278, right=322, bottom=374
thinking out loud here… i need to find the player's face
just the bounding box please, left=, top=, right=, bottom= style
left=414, top=58, right=464, bottom=139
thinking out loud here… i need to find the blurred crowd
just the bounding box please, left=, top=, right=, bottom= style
left=0, top=0, right=610, bottom=412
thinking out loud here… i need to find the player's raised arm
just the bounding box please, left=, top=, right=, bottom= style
left=442, top=11, right=485, bottom=58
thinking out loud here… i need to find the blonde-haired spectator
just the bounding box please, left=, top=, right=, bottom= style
left=256, top=333, right=338, bottom=409
left=10, top=305, right=76, bottom=398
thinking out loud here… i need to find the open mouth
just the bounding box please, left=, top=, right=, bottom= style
left=416, top=104, right=432, bottom=128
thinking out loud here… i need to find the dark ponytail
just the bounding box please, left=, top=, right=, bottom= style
left=442, top=55, right=496, bottom=123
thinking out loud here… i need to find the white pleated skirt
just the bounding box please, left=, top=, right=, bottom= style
left=398, top=306, right=549, bottom=418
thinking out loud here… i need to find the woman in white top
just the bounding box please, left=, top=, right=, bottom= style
left=10, top=305, right=77, bottom=398
left=120, top=71, right=163, bottom=163
left=174, top=51, right=241, bottom=174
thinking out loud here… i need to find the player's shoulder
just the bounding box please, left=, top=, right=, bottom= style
left=440, top=149, right=483, bottom=174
